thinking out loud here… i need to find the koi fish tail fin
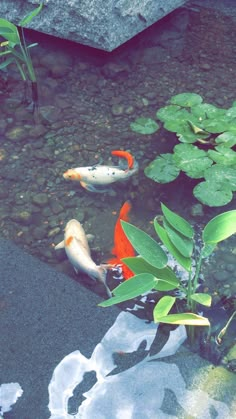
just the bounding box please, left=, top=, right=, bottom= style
left=111, top=150, right=135, bottom=170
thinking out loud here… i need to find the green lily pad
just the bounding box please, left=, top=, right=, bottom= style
left=173, top=144, right=212, bottom=178
left=144, top=153, right=180, bottom=183
left=130, top=117, right=159, bottom=134
left=215, top=132, right=236, bottom=147
left=177, top=130, right=209, bottom=144
left=208, top=146, right=236, bottom=166
left=201, top=118, right=229, bottom=133
left=191, top=103, right=226, bottom=120
left=170, top=92, right=203, bottom=107
left=156, top=105, right=180, bottom=121
left=204, top=165, right=236, bottom=191
left=156, top=105, right=187, bottom=122
left=193, top=180, right=233, bottom=207
left=226, top=107, right=236, bottom=119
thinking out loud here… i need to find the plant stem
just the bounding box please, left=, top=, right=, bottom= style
left=216, top=310, right=236, bottom=344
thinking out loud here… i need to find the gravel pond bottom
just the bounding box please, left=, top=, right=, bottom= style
left=0, top=3, right=235, bottom=360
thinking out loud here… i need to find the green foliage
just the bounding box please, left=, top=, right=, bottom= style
left=0, top=3, right=43, bottom=112
left=130, top=93, right=236, bottom=207
left=99, top=204, right=236, bottom=342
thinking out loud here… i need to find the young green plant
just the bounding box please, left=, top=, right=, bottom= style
left=0, top=3, right=43, bottom=114
left=99, top=205, right=236, bottom=344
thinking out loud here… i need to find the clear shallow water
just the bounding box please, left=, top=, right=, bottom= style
left=0, top=6, right=235, bottom=307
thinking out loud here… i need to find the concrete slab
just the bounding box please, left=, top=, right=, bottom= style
left=1, top=239, right=235, bottom=418
left=1, top=0, right=187, bottom=51
left=0, top=239, right=120, bottom=418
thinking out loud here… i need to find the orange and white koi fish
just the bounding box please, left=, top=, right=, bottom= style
left=55, top=219, right=112, bottom=297
left=107, top=201, right=135, bottom=280
left=63, top=150, right=138, bottom=193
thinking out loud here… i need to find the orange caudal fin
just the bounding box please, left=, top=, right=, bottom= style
left=111, top=150, right=134, bottom=169
left=108, top=201, right=135, bottom=280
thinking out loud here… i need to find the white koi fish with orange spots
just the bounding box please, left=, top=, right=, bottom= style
left=63, top=150, right=138, bottom=193
left=55, top=219, right=112, bottom=297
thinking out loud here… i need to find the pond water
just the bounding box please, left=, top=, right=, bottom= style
left=0, top=4, right=235, bottom=358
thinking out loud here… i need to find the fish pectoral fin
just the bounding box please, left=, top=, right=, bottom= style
left=80, top=181, right=111, bottom=193
left=54, top=240, right=65, bottom=250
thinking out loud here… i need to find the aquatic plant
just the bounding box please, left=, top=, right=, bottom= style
left=130, top=93, right=236, bottom=207
left=99, top=204, right=236, bottom=344
left=0, top=3, right=43, bottom=114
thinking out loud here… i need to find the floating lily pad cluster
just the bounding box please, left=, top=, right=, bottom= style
left=130, top=93, right=236, bottom=207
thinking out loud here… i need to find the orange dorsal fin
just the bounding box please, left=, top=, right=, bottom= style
left=65, top=236, right=74, bottom=246
left=118, top=200, right=132, bottom=221
left=111, top=150, right=134, bottom=169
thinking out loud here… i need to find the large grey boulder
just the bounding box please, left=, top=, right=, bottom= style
left=1, top=0, right=187, bottom=51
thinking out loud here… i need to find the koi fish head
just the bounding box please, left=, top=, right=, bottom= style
left=63, top=169, right=82, bottom=181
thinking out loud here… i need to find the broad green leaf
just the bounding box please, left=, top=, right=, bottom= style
left=201, top=243, right=216, bottom=258
left=122, top=256, right=179, bottom=291
left=190, top=293, right=212, bottom=307
left=156, top=104, right=181, bottom=122
left=121, top=221, right=168, bottom=269
left=153, top=312, right=210, bottom=326
left=204, top=165, right=236, bottom=191
left=203, top=210, right=236, bottom=244
left=153, top=296, right=176, bottom=321
left=193, top=181, right=233, bottom=207
left=191, top=103, right=226, bottom=120
left=170, top=92, right=203, bottom=107
left=98, top=273, right=156, bottom=307
left=0, top=56, right=14, bottom=68
left=161, top=203, right=194, bottom=238
left=173, top=143, right=212, bottom=178
left=163, top=218, right=193, bottom=258
left=215, top=132, right=236, bottom=147
left=144, top=153, right=180, bottom=183
left=154, top=220, right=191, bottom=271
left=208, top=146, right=236, bottom=166
left=130, top=117, right=159, bottom=134
left=19, top=3, right=43, bottom=26
left=0, top=19, right=20, bottom=44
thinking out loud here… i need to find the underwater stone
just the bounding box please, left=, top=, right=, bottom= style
left=32, top=193, right=49, bottom=207
left=1, top=0, right=187, bottom=51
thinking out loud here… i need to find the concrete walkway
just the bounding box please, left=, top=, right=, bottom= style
left=0, top=239, right=235, bottom=418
